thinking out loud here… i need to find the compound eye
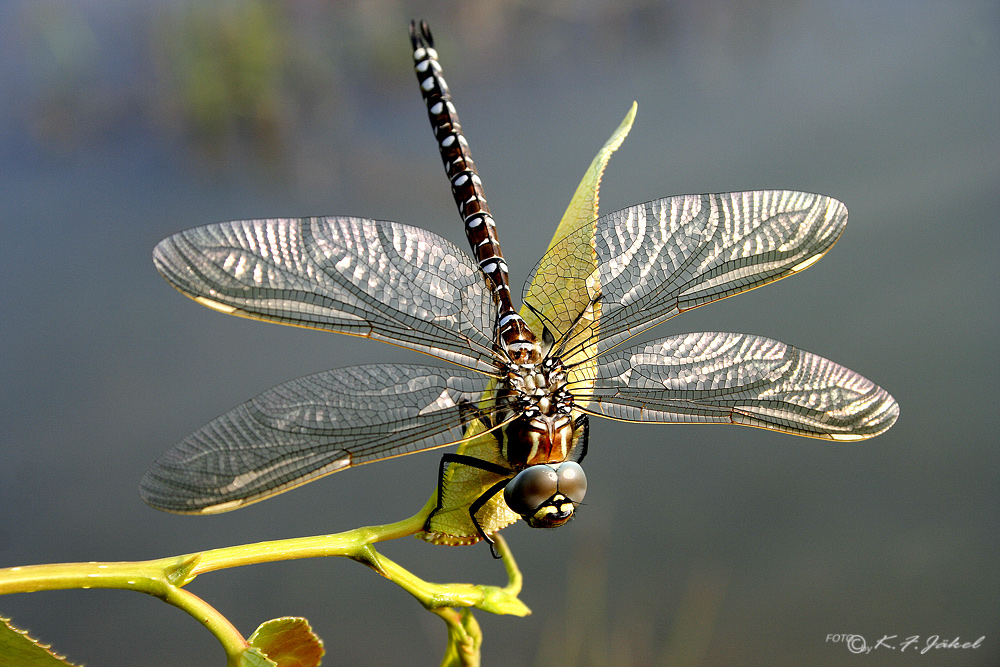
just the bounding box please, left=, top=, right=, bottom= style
left=554, top=461, right=587, bottom=503
left=504, top=466, right=559, bottom=517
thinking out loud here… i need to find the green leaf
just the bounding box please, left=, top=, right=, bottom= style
left=248, top=617, right=324, bottom=667
left=546, top=101, right=637, bottom=253
left=0, top=616, right=81, bottom=667
left=522, top=102, right=636, bottom=364
left=521, top=102, right=636, bottom=412
left=238, top=647, right=278, bottom=667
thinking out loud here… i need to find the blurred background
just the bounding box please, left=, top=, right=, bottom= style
left=1, top=1, right=997, bottom=665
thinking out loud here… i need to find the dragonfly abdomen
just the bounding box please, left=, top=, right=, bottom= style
left=410, top=21, right=539, bottom=364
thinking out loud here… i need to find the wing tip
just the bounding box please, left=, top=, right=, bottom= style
left=825, top=386, right=900, bottom=441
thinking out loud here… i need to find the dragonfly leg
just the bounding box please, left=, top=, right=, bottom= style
left=568, top=415, right=590, bottom=463
left=427, top=452, right=512, bottom=531
left=468, top=477, right=515, bottom=558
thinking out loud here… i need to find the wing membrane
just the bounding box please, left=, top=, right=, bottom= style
left=153, top=217, right=498, bottom=372
left=140, top=364, right=496, bottom=513
left=525, top=191, right=848, bottom=358
left=574, top=332, right=898, bottom=439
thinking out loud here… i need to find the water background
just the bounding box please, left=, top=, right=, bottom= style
left=1, top=2, right=997, bottom=665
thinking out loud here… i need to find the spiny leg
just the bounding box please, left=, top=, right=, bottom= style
left=469, top=477, right=516, bottom=558
left=429, top=452, right=513, bottom=558
left=568, top=415, right=590, bottom=463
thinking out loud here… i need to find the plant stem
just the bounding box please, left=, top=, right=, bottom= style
left=0, top=495, right=528, bottom=661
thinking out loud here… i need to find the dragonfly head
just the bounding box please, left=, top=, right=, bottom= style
left=504, top=461, right=587, bottom=529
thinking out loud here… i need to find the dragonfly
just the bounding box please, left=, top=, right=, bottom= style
left=141, top=21, right=898, bottom=552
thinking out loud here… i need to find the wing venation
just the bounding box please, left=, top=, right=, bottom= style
left=525, top=191, right=848, bottom=358
left=153, top=217, right=498, bottom=371
left=140, top=364, right=494, bottom=513
left=574, top=331, right=898, bottom=439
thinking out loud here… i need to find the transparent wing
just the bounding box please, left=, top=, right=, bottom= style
left=524, top=191, right=848, bottom=359
left=140, top=364, right=498, bottom=513
left=154, top=217, right=498, bottom=372
left=573, top=332, right=898, bottom=440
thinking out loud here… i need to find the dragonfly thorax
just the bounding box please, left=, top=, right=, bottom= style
left=503, top=338, right=542, bottom=365
left=499, top=356, right=576, bottom=469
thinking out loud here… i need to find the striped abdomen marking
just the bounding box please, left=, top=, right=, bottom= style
left=409, top=21, right=538, bottom=364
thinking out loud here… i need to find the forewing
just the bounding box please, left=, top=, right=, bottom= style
left=576, top=332, right=898, bottom=440
left=153, top=217, right=497, bottom=372
left=140, top=364, right=495, bottom=513
left=525, top=191, right=848, bottom=357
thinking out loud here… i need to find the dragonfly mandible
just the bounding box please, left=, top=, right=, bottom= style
left=141, top=21, right=899, bottom=552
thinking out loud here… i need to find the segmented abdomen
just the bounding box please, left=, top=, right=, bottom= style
left=410, top=21, right=538, bottom=363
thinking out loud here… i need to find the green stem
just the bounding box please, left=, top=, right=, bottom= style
left=0, top=496, right=528, bottom=662
left=160, top=585, right=249, bottom=664
left=0, top=559, right=249, bottom=664
left=0, top=496, right=431, bottom=595
left=350, top=533, right=528, bottom=616
left=180, top=494, right=437, bottom=582
left=434, top=607, right=482, bottom=667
